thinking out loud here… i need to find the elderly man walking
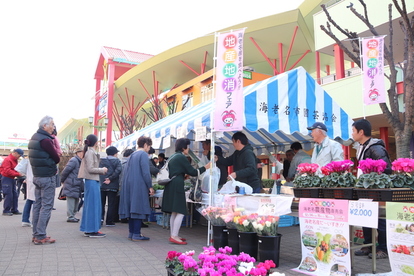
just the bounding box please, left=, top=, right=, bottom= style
left=28, top=116, right=60, bottom=245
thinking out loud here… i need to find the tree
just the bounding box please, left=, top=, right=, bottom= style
left=320, top=0, right=414, bottom=158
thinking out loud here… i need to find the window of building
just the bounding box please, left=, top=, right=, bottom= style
left=182, top=93, right=193, bottom=109
left=201, top=83, right=214, bottom=102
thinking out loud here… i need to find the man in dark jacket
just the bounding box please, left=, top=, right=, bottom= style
left=216, top=132, right=261, bottom=193
left=28, top=116, right=60, bottom=245
left=352, top=119, right=391, bottom=259
left=100, top=146, right=122, bottom=227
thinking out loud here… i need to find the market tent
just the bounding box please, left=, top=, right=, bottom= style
left=113, top=67, right=354, bottom=153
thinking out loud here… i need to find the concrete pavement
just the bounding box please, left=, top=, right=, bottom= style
left=0, top=190, right=391, bottom=275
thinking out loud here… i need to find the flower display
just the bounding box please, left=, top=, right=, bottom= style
left=391, top=158, right=414, bottom=188
left=356, top=159, right=392, bottom=189
left=199, top=206, right=227, bottom=226
left=358, top=158, right=387, bottom=174
left=293, top=163, right=322, bottom=188
left=223, top=208, right=244, bottom=229
left=252, top=215, right=280, bottom=236
left=165, top=246, right=280, bottom=276
left=296, top=163, right=319, bottom=175
left=234, top=213, right=259, bottom=233
left=321, top=160, right=354, bottom=174
left=321, top=160, right=356, bottom=188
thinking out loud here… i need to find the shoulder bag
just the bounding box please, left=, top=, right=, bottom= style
left=156, top=154, right=178, bottom=186
left=188, top=169, right=202, bottom=202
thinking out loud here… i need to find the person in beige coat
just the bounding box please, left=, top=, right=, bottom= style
left=78, top=134, right=107, bottom=238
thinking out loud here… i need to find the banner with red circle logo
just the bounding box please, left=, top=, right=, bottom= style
left=213, top=30, right=245, bottom=131
left=362, top=36, right=386, bottom=105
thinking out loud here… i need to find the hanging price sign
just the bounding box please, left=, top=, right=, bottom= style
left=348, top=200, right=379, bottom=228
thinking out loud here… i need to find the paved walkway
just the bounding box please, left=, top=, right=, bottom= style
left=0, top=191, right=391, bottom=275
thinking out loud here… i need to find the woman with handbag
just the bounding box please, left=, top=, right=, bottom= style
left=161, top=138, right=210, bottom=245
left=78, top=134, right=108, bottom=238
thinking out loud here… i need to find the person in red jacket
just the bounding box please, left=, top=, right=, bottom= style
left=0, top=149, right=24, bottom=215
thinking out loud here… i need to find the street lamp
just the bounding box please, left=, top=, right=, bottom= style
left=88, top=116, right=108, bottom=151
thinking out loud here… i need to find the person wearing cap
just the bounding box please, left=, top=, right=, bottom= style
left=307, top=122, right=344, bottom=174
left=28, top=115, right=61, bottom=244
left=60, top=147, right=84, bottom=223
left=99, top=146, right=122, bottom=227
left=0, top=148, right=24, bottom=216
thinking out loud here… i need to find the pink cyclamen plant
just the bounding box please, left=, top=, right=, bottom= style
left=358, top=158, right=387, bottom=174
left=392, top=158, right=414, bottom=173
left=296, top=163, right=319, bottom=175
left=166, top=246, right=276, bottom=276
left=322, top=160, right=354, bottom=173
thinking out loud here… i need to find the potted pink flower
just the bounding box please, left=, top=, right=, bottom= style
left=390, top=158, right=414, bottom=188
left=355, top=159, right=392, bottom=189
left=165, top=246, right=280, bottom=276
left=293, top=163, right=322, bottom=188
left=321, top=160, right=356, bottom=188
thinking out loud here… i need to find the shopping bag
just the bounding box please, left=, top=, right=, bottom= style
left=57, top=187, right=66, bottom=200
left=188, top=170, right=202, bottom=202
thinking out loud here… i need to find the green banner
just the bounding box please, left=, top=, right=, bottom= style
left=386, top=202, right=414, bottom=221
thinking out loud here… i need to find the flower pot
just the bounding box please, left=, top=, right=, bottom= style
left=212, top=225, right=228, bottom=250
left=258, top=234, right=282, bottom=267
left=238, top=231, right=258, bottom=259
left=227, top=228, right=239, bottom=255
left=166, top=267, right=177, bottom=276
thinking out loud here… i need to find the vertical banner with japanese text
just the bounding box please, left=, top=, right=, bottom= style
left=293, top=199, right=351, bottom=276
left=386, top=202, right=414, bottom=275
left=214, top=30, right=245, bottom=131
left=362, top=36, right=386, bottom=105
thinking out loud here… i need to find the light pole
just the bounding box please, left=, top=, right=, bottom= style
left=88, top=116, right=108, bottom=152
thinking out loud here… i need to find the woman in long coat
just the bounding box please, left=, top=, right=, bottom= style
left=78, top=134, right=107, bottom=238
left=162, top=138, right=210, bottom=245
left=119, top=136, right=154, bottom=241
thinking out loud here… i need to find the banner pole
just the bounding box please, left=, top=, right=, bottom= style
left=206, top=31, right=219, bottom=246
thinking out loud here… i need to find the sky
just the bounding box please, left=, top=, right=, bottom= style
left=0, top=0, right=304, bottom=140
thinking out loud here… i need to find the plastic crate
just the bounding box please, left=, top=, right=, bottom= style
left=355, top=188, right=414, bottom=201
left=322, top=188, right=357, bottom=200
left=293, top=188, right=322, bottom=198
left=155, top=213, right=190, bottom=227
left=149, top=211, right=162, bottom=222
left=279, top=215, right=297, bottom=227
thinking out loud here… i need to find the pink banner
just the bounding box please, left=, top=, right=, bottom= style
left=213, top=30, right=245, bottom=131
left=362, top=36, right=386, bottom=105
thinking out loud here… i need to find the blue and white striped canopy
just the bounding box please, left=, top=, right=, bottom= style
left=113, top=67, right=354, bottom=154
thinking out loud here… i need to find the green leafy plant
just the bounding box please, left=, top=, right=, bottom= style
left=293, top=163, right=322, bottom=188
left=355, top=159, right=392, bottom=189
left=390, top=158, right=414, bottom=189
left=322, top=172, right=356, bottom=188
left=320, top=160, right=356, bottom=188
left=356, top=172, right=392, bottom=189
